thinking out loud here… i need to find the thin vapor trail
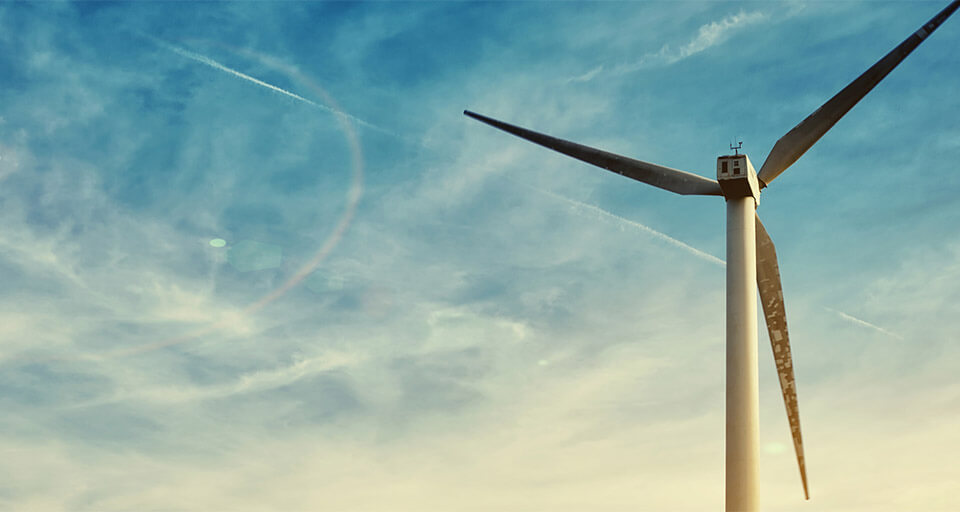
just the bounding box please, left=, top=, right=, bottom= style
left=150, top=37, right=396, bottom=138
left=521, top=182, right=726, bottom=266
left=511, top=180, right=910, bottom=348
left=825, top=307, right=904, bottom=340
left=551, top=186, right=906, bottom=341
left=520, top=182, right=907, bottom=342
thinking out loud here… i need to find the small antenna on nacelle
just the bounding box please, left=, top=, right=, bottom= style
left=730, top=141, right=743, bottom=156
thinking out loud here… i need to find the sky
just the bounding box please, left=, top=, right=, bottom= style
left=1, top=1, right=959, bottom=511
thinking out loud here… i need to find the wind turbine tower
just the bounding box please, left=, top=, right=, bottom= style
left=464, top=2, right=959, bottom=510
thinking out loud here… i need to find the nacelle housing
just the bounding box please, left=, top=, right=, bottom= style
left=717, top=154, right=761, bottom=203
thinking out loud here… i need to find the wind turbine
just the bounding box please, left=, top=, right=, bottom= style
left=463, top=2, right=959, bottom=510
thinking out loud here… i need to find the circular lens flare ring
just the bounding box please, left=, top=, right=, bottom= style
left=82, top=42, right=365, bottom=360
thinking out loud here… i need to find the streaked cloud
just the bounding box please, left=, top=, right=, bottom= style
left=565, top=65, right=605, bottom=84
left=569, top=9, right=770, bottom=82
left=654, top=10, right=769, bottom=66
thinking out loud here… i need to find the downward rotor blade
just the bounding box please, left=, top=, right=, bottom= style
left=756, top=216, right=809, bottom=500
left=464, top=110, right=722, bottom=196
left=758, top=0, right=960, bottom=187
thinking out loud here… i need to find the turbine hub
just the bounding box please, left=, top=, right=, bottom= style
left=717, top=153, right=761, bottom=204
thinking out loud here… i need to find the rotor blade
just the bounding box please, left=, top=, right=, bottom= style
left=464, top=110, right=722, bottom=196
left=757, top=0, right=960, bottom=187
left=756, top=216, right=809, bottom=500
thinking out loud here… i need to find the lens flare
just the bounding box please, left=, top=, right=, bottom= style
left=84, top=41, right=365, bottom=359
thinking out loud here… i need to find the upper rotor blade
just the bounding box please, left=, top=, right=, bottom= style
left=464, top=110, right=722, bottom=196
left=758, top=0, right=960, bottom=187
left=756, top=216, right=809, bottom=500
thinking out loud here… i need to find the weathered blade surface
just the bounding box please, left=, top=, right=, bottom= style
left=756, top=216, right=809, bottom=500
left=464, top=110, right=722, bottom=196
left=758, top=0, right=960, bottom=187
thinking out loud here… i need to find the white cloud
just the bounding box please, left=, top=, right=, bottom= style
left=564, top=64, right=604, bottom=84
left=569, top=9, right=770, bottom=82
left=667, top=10, right=769, bottom=64
left=622, top=9, right=768, bottom=72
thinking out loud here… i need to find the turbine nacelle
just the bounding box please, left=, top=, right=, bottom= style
left=717, top=154, right=761, bottom=203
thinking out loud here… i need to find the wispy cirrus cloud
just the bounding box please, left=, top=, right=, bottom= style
left=653, top=10, right=769, bottom=66
left=68, top=351, right=362, bottom=408
left=567, top=9, right=769, bottom=83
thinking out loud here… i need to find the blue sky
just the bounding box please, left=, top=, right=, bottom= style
left=1, top=1, right=958, bottom=510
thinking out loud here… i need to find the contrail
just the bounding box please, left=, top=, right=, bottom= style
left=513, top=180, right=906, bottom=345
left=825, top=307, right=904, bottom=340
left=149, top=37, right=396, bottom=138
left=513, top=179, right=726, bottom=266
left=543, top=188, right=905, bottom=339
left=537, top=188, right=906, bottom=339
